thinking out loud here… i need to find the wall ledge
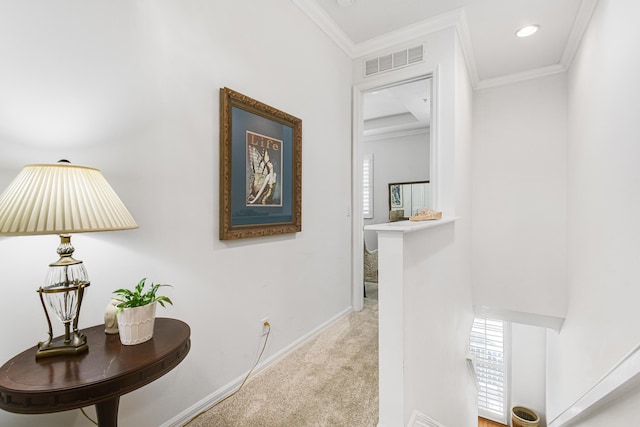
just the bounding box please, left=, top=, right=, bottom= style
left=364, top=216, right=458, bottom=233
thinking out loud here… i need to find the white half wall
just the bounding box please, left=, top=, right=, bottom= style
left=547, top=0, right=640, bottom=424
left=0, top=1, right=353, bottom=426
left=359, top=27, right=476, bottom=427
left=471, top=73, right=568, bottom=319
left=403, top=29, right=476, bottom=427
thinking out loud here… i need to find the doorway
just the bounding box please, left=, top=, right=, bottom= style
left=351, top=75, right=433, bottom=310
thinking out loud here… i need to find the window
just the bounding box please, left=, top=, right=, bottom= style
left=363, top=154, right=373, bottom=219
left=469, top=317, right=508, bottom=424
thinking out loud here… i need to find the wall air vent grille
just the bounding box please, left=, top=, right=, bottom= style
left=408, top=45, right=423, bottom=64
left=379, top=54, right=393, bottom=72
left=393, top=50, right=408, bottom=67
left=364, top=45, right=424, bottom=77
left=365, top=58, right=379, bottom=76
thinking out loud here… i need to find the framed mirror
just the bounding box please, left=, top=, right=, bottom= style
left=388, top=180, right=430, bottom=220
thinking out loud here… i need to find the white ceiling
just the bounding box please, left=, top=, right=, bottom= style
left=363, top=78, right=431, bottom=139
left=294, top=0, right=598, bottom=136
left=296, top=0, right=598, bottom=87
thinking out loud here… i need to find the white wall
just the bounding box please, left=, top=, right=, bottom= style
left=0, top=1, right=352, bottom=426
left=471, top=73, right=568, bottom=319
left=404, top=31, right=476, bottom=427
left=547, top=0, right=640, bottom=423
left=511, top=323, right=547, bottom=426
left=357, top=27, right=476, bottom=427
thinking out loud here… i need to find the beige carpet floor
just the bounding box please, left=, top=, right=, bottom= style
left=186, top=282, right=379, bottom=427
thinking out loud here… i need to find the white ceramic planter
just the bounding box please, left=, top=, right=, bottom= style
left=116, top=302, right=157, bottom=345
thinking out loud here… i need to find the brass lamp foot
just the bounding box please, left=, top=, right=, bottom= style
left=36, top=279, right=90, bottom=360
left=36, top=331, right=89, bottom=360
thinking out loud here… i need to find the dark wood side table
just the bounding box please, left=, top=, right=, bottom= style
left=0, top=317, right=190, bottom=427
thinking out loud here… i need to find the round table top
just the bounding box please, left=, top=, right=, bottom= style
left=0, top=317, right=190, bottom=414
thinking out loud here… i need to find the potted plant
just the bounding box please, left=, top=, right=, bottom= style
left=113, top=278, right=173, bottom=345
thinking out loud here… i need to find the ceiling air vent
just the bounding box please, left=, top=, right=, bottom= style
left=364, top=45, right=424, bottom=77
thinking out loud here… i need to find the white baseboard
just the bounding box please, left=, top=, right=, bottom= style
left=408, top=410, right=446, bottom=427
left=160, top=306, right=354, bottom=427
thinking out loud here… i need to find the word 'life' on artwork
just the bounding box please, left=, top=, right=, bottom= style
left=248, top=132, right=280, bottom=151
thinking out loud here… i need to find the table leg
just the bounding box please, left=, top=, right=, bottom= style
left=95, top=397, right=120, bottom=427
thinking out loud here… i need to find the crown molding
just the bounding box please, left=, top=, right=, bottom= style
left=475, top=63, right=567, bottom=90
left=292, top=0, right=357, bottom=57
left=454, top=9, right=480, bottom=89
left=474, top=0, right=598, bottom=89
left=294, top=0, right=598, bottom=90
left=560, top=0, right=599, bottom=69
left=364, top=127, right=430, bottom=143
left=293, top=0, right=467, bottom=61
left=353, top=8, right=465, bottom=58
left=294, top=1, right=481, bottom=85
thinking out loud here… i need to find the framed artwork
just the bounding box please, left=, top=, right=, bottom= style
left=219, top=87, right=302, bottom=240
left=390, top=184, right=403, bottom=208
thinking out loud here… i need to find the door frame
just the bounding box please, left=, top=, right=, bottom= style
left=351, top=67, right=440, bottom=311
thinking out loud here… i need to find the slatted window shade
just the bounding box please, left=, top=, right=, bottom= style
left=363, top=154, right=373, bottom=219
left=470, top=318, right=507, bottom=424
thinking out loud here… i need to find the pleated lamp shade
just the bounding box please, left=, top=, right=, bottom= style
left=0, top=161, right=138, bottom=236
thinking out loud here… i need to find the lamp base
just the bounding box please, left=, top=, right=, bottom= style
left=36, top=331, right=88, bottom=360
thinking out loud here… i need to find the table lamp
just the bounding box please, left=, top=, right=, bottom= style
left=0, top=160, right=138, bottom=359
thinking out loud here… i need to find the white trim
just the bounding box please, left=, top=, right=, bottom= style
left=363, top=127, right=429, bottom=143
left=159, top=306, right=353, bottom=427
left=470, top=0, right=597, bottom=89
left=475, top=64, right=567, bottom=90
left=352, top=84, right=365, bottom=312
left=454, top=9, right=480, bottom=89
left=407, top=410, right=447, bottom=427
left=549, top=341, right=640, bottom=427
left=560, top=0, right=600, bottom=70
left=352, top=71, right=435, bottom=314
left=292, top=0, right=467, bottom=63
left=365, top=216, right=457, bottom=233
left=473, top=305, right=565, bottom=332
left=429, top=66, right=441, bottom=212
left=354, top=9, right=464, bottom=59
left=291, top=0, right=356, bottom=56
left=466, top=353, right=479, bottom=390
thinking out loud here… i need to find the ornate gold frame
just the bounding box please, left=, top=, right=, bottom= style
left=219, top=87, right=302, bottom=240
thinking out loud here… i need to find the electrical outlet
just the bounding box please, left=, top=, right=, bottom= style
left=261, top=317, right=270, bottom=335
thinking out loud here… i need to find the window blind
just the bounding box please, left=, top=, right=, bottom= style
left=363, top=154, right=373, bottom=219
left=470, top=318, right=507, bottom=423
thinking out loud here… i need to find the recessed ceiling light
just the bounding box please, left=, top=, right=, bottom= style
left=516, top=25, right=540, bottom=38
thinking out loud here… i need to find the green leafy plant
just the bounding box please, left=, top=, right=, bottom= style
left=113, top=278, right=173, bottom=314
